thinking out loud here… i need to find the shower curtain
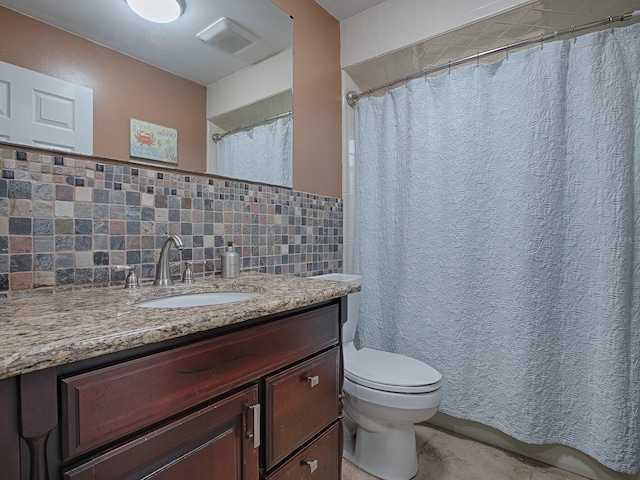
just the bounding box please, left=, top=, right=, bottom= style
left=354, top=23, right=640, bottom=474
left=217, top=115, right=292, bottom=187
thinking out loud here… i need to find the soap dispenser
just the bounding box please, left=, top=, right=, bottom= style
left=220, top=242, right=240, bottom=278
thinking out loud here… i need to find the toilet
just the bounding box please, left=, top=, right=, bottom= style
left=312, top=273, right=442, bottom=480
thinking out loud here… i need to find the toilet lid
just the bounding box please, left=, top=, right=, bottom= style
left=345, top=348, right=442, bottom=394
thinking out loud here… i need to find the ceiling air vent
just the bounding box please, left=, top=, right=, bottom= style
left=197, top=18, right=259, bottom=54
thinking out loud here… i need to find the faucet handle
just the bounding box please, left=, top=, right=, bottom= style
left=181, top=260, right=205, bottom=284
left=181, top=261, right=195, bottom=284
left=112, top=264, right=141, bottom=289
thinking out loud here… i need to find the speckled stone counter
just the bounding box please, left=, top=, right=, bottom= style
left=0, top=273, right=359, bottom=380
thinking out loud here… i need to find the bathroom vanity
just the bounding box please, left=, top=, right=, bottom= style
left=0, top=274, right=358, bottom=480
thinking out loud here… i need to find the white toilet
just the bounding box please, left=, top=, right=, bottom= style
left=312, top=273, right=442, bottom=480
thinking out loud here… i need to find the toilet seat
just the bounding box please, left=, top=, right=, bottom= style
left=345, top=347, right=442, bottom=393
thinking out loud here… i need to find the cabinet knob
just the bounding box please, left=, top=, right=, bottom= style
left=306, top=459, right=318, bottom=473
left=307, top=375, right=319, bottom=387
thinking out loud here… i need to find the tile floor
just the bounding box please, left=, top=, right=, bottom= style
left=342, top=423, right=587, bottom=480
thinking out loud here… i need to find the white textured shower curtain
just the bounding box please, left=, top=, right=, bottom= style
left=217, top=115, right=292, bottom=187
left=354, top=24, right=640, bottom=474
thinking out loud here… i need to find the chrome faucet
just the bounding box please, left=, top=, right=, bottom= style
left=154, top=235, right=184, bottom=286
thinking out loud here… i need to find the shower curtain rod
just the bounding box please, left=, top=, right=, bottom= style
left=211, top=110, right=292, bottom=143
left=345, top=10, right=640, bottom=106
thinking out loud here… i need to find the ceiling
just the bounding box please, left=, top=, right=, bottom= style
left=0, top=0, right=384, bottom=87
left=315, top=0, right=387, bottom=21
left=0, top=0, right=293, bottom=87
left=345, top=0, right=640, bottom=93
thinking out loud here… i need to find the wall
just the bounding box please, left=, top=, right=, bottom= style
left=270, top=0, right=342, bottom=199
left=0, top=7, right=207, bottom=173
left=206, top=48, right=293, bottom=119
left=0, top=145, right=343, bottom=296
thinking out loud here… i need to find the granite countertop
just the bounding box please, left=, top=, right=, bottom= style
left=0, top=273, right=359, bottom=381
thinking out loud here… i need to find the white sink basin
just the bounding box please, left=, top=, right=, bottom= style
left=134, top=292, right=260, bottom=309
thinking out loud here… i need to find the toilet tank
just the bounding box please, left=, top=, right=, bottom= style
left=310, top=274, right=361, bottom=344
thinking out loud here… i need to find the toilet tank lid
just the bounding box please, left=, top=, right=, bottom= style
left=309, top=273, right=362, bottom=284
left=345, top=348, right=442, bottom=393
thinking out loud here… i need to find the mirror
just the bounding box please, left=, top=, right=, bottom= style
left=209, top=90, right=293, bottom=187
left=0, top=0, right=293, bottom=186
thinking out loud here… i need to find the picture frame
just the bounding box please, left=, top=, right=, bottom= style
left=129, top=119, right=178, bottom=164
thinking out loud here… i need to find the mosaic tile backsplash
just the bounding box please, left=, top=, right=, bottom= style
left=0, top=147, right=343, bottom=297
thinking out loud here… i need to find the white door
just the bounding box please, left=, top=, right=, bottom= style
left=0, top=60, right=93, bottom=155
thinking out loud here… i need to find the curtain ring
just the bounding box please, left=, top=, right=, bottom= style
left=506, top=43, right=509, bottom=60
left=476, top=52, right=479, bottom=67
left=571, top=26, right=576, bottom=40
left=448, top=61, right=451, bottom=75
left=539, top=33, right=544, bottom=49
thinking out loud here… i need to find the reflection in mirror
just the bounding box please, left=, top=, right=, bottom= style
left=0, top=0, right=293, bottom=186
left=206, top=47, right=293, bottom=187
left=209, top=90, right=293, bottom=187
left=214, top=111, right=292, bottom=187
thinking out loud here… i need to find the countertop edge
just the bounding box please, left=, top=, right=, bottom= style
left=0, top=274, right=360, bottom=380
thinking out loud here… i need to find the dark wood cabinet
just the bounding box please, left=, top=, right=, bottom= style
left=0, top=376, right=21, bottom=480
left=63, top=386, right=259, bottom=480
left=60, top=303, right=338, bottom=461
left=265, top=424, right=339, bottom=480
left=8, top=298, right=345, bottom=480
left=265, top=347, right=340, bottom=468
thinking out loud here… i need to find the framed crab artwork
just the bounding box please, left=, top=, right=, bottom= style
left=129, top=119, right=178, bottom=164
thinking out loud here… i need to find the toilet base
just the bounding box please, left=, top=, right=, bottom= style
left=345, top=420, right=419, bottom=480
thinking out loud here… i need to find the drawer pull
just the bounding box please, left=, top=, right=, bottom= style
left=307, top=375, right=319, bottom=387
left=248, top=404, right=261, bottom=448
left=306, top=459, right=318, bottom=473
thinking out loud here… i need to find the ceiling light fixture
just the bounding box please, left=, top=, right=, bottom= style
left=126, top=0, right=185, bottom=24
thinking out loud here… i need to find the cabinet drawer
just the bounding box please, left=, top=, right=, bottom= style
left=265, top=347, right=340, bottom=468
left=61, top=303, right=339, bottom=460
left=63, top=386, right=259, bottom=480
left=265, top=423, right=339, bottom=480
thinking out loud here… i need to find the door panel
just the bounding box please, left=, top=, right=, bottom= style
left=0, top=60, right=93, bottom=154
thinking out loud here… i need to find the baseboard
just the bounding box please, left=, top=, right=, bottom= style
left=427, top=413, right=639, bottom=480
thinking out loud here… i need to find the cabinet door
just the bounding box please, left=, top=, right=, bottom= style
left=265, top=423, right=339, bottom=480
left=0, top=377, right=20, bottom=480
left=265, top=347, right=340, bottom=468
left=63, top=386, right=259, bottom=480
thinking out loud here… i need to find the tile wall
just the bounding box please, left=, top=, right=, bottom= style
left=0, top=147, right=343, bottom=298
